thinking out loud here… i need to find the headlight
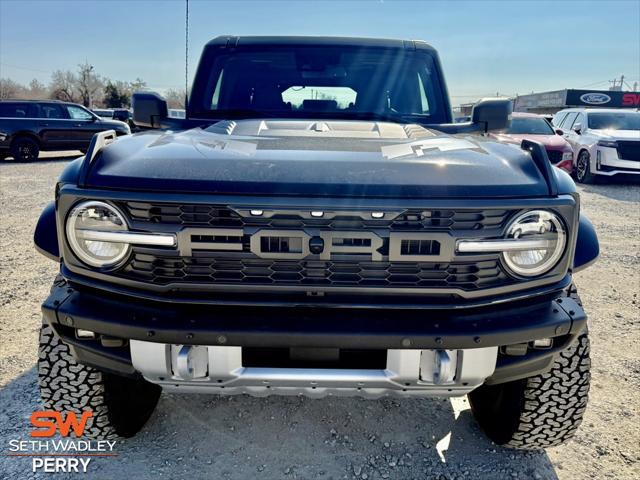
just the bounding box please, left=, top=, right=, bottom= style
left=66, top=201, right=130, bottom=268
left=502, top=210, right=566, bottom=277
left=597, top=140, right=617, bottom=148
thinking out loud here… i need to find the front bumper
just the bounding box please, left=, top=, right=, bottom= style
left=43, top=278, right=587, bottom=389
left=595, top=146, right=640, bottom=176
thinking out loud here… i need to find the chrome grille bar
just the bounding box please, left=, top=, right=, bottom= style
left=77, top=230, right=176, bottom=247
left=457, top=238, right=551, bottom=253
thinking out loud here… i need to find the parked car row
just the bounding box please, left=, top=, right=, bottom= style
left=0, top=100, right=130, bottom=161
left=91, top=107, right=131, bottom=123
left=490, top=112, right=575, bottom=174
left=492, top=108, right=639, bottom=183
left=552, top=108, right=640, bottom=183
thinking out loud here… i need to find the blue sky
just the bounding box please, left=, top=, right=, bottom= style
left=0, top=0, right=638, bottom=107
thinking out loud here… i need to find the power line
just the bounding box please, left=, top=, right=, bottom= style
left=0, top=62, right=51, bottom=74
left=576, top=80, right=611, bottom=88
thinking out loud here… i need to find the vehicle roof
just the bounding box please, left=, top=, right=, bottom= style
left=206, top=35, right=436, bottom=52
left=0, top=98, right=73, bottom=104
left=512, top=112, right=545, bottom=118
left=558, top=107, right=640, bottom=114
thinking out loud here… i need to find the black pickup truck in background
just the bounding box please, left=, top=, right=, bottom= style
left=0, top=99, right=130, bottom=161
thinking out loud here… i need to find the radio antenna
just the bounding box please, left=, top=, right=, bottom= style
left=184, top=0, right=189, bottom=110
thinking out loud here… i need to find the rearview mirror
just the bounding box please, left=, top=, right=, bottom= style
left=555, top=128, right=564, bottom=135
left=471, top=98, right=512, bottom=133
left=132, top=91, right=168, bottom=129
left=572, top=123, right=582, bottom=134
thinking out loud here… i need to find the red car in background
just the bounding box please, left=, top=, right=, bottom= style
left=490, top=112, right=575, bottom=174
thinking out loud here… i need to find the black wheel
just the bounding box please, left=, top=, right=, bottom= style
left=10, top=136, right=40, bottom=162
left=575, top=150, right=596, bottom=184
left=38, top=323, right=162, bottom=439
left=469, top=331, right=590, bottom=450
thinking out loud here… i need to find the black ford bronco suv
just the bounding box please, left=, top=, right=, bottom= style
left=34, top=37, right=599, bottom=448
left=0, top=100, right=130, bottom=161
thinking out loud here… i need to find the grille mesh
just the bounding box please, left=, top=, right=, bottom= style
left=546, top=150, right=564, bottom=163
left=121, top=252, right=508, bottom=290
left=123, top=202, right=509, bottom=231
left=616, top=141, right=640, bottom=162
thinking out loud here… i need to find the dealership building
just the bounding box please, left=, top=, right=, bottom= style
left=513, top=89, right=640, bottom=114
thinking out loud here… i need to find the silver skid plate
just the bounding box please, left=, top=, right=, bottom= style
left=130, top=341, right=497, bottom=399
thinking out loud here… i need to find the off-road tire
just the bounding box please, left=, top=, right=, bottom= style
left=10, top=136, right=40, bottom=162
left=469, top=331, right=590, bottom=450
left=38, top=323, right=162, bottom=439
left=575, top=150, right=596, bottom=184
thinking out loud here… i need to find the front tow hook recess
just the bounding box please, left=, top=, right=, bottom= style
left=175, top=345, right=208, bottom=380
left=433, top=350, right=454, bottom=385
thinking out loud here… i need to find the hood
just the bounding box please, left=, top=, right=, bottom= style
left=98, top=118, right=129, bottom=131
left=591, top=129, right=640, bottom=140
left=492, top=132, right=571, bottom=151
left=85, top=119, right=551, bottom=198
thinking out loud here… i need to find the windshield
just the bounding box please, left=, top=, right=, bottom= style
left=507, top=117, right=554, bottom=135
left=588, top=112, right=640, bottom=131
left=190, top=45, right=448, bottom=123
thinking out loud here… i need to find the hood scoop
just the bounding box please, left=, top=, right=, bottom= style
left=205, top=119, right=436, bottom=139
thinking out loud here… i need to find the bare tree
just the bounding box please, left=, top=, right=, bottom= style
left=27, top=79, right=47, bottom=99
left=1, top=68, right=146, bottom=108
left=129, top=77, right=147, bottom=93
left=50, top=70, right=77, bottom=102
left=76, top=62, right=103, bottom=107
left=0, top=78, right=27, bottom=99
left=164, top=88, right=187, bottom=109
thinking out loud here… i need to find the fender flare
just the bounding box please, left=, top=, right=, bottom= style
left=573, top=213, right=599, bottom=273
left=34, top=202, right=59, bottom=261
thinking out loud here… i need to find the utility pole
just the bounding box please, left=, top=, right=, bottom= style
left=184, top=0, right=189, bottom=110
left=608, top=75, right=624, bottom=91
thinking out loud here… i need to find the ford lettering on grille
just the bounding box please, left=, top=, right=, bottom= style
left=176, top=228, right=454, bottom=262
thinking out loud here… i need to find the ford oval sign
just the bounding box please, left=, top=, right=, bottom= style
left=580, top=93, right=611, bottom=105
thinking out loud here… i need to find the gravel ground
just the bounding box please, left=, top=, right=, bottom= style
left=1, top=153, right=638, bottom=479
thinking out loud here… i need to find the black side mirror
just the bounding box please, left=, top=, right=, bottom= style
left=132, top=91, right=168, bottom=128
left=471, top=98, right=512, bottom=133
left=555, top=128, right=564, bottom=135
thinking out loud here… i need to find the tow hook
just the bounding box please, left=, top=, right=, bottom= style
left=433, top=350, right=454, bottom=384
left=176, top=345, right=208, bottom=380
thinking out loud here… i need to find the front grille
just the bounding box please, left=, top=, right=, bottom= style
left=616, top=141, right=640, bottom=162
left=122, top=202, right=510, bottom=232
left=113, top=203, right=518, bottom=293
left=120, top=252, right=509, bottom=291
left=546, top=150, right=563, bottom=164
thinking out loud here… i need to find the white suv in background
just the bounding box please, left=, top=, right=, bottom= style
left=552, top=108, right=640, bottom=183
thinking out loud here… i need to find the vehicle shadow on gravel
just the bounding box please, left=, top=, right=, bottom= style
left=0, top=152, right=82, bottom=165
left=0, top=368, right=559, bottom=480
left=578, top=180, right=640, bottom=203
